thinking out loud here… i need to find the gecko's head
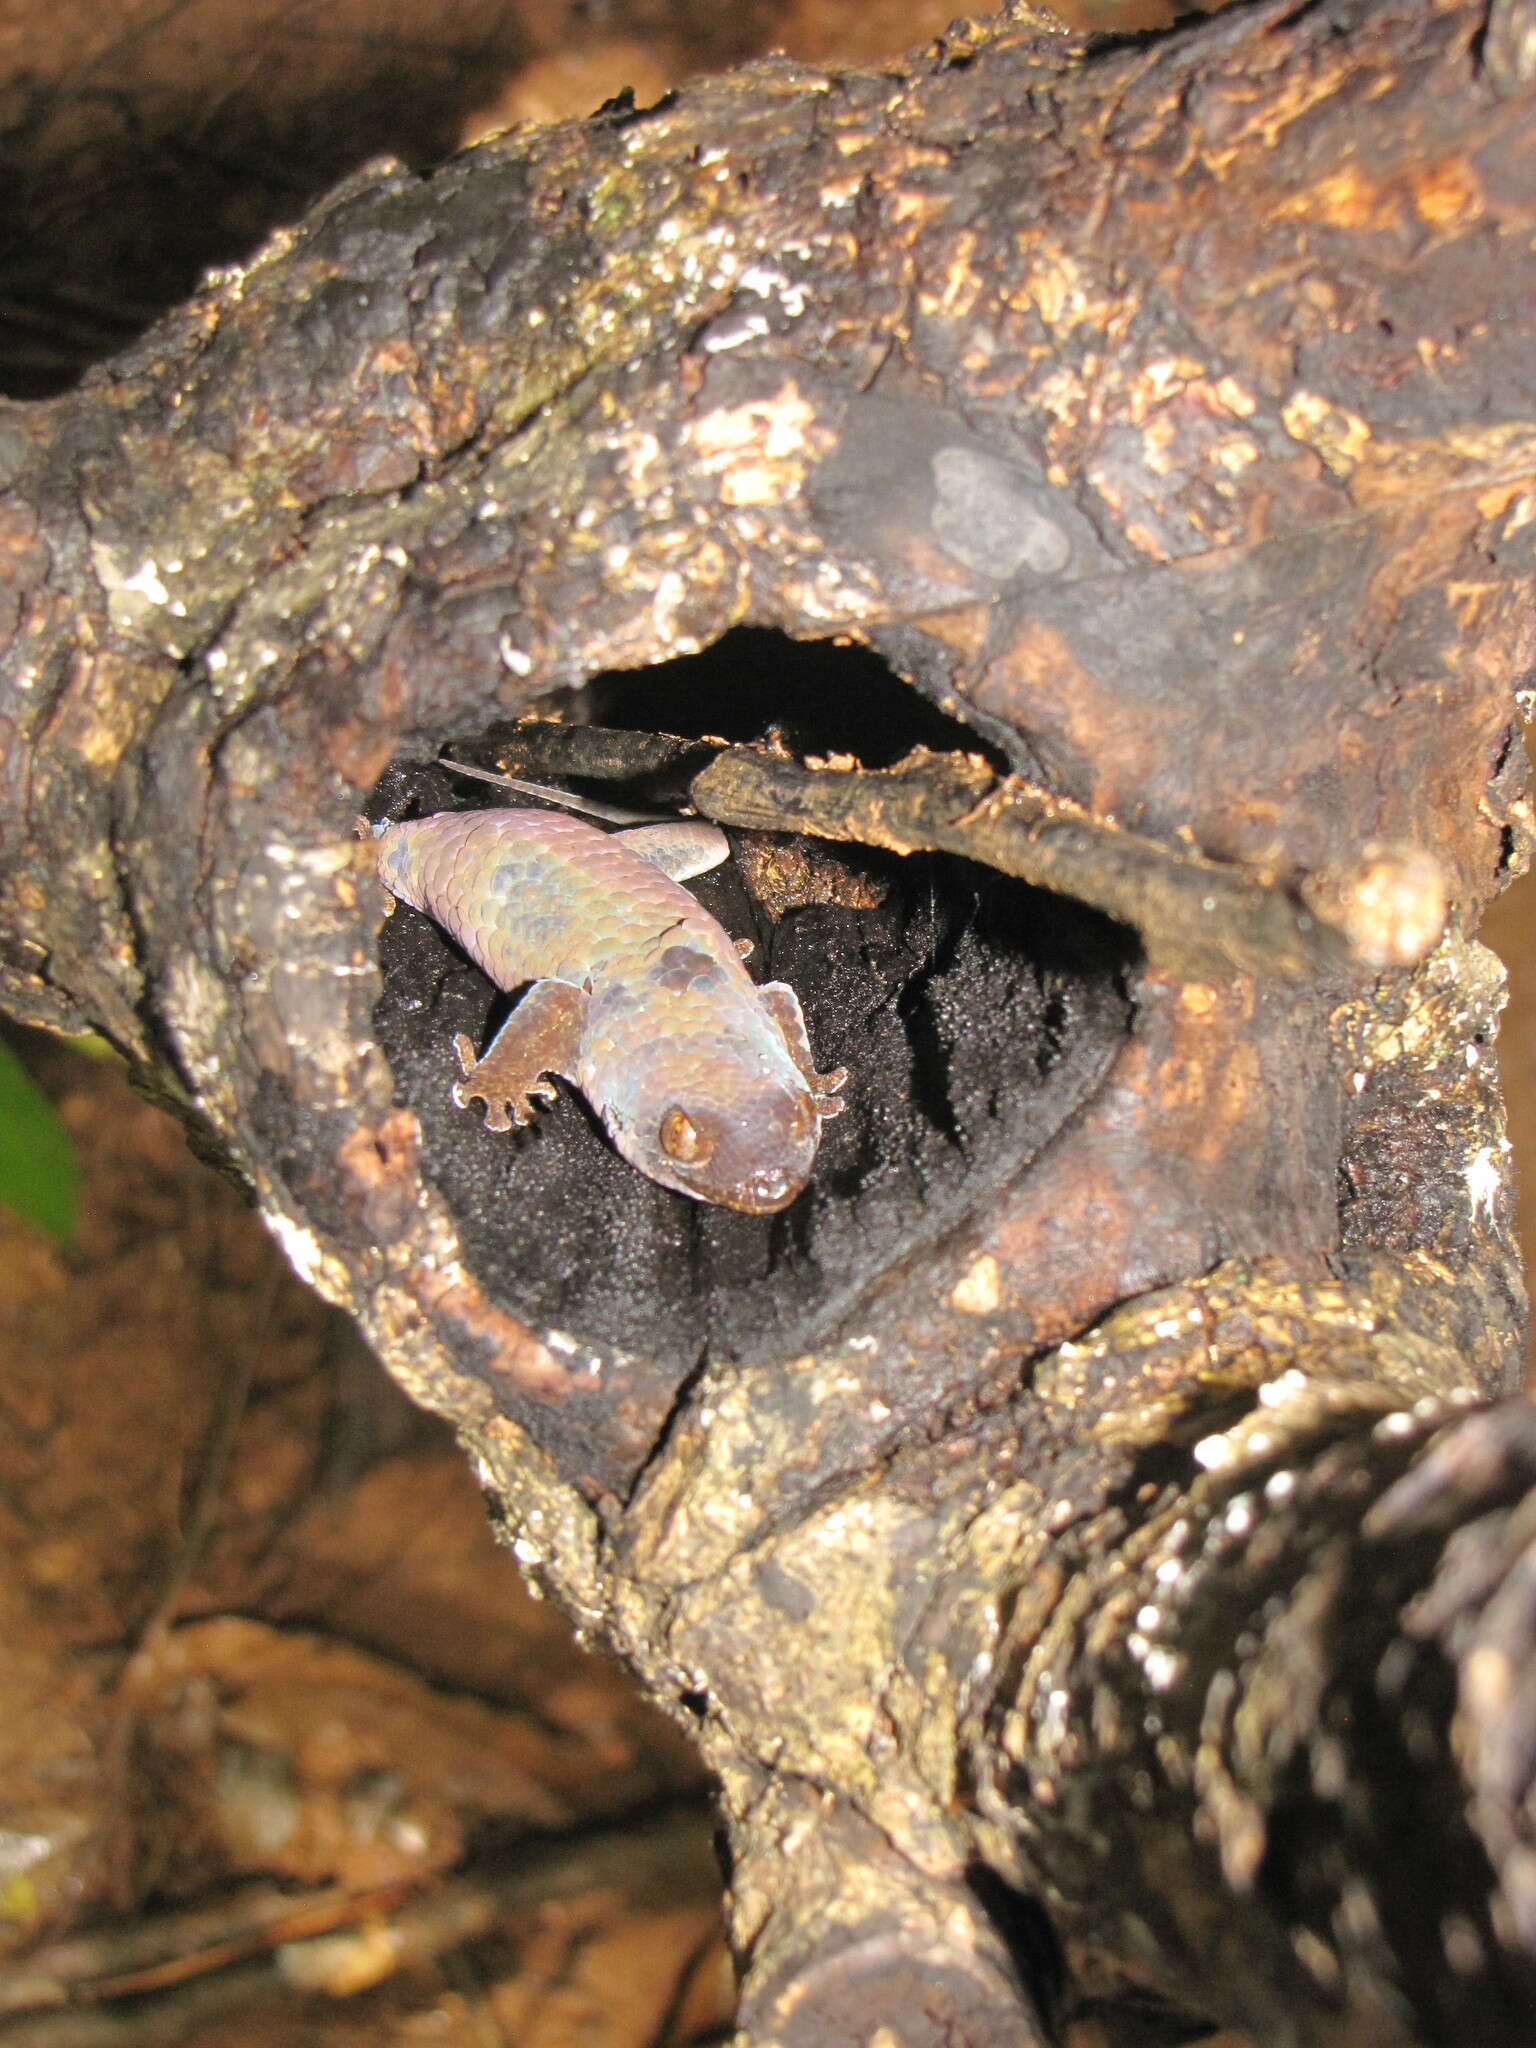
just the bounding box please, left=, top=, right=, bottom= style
left=613, top=1073, right=821, bottom=1214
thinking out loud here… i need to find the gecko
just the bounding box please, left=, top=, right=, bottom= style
left=372, top=775, right=846, bottom=1214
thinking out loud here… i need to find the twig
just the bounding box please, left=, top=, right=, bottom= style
left=477, top=726, right=1446, bottom=981
left=1, top=1806, right=719, bottom=2023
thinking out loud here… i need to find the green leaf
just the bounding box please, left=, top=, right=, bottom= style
left=0, top=1038, right=79, bottom=1246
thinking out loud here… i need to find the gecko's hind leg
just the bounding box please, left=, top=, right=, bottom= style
left=452, top=979, right=586, bottom=1132
left=759, top=982, right=848, bottom=1119
left=614, top=820, right=730, bottom=882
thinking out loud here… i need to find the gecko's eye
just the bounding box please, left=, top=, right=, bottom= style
left=660, top=1106, right=714, bottom=1164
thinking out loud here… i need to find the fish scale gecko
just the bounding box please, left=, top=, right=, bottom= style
left=373, top=803, right=846, bottom=1214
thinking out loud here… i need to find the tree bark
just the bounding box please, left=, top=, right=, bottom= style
left=2, top=1, right=1535, bottom=2041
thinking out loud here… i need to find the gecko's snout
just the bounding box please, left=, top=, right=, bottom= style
left=694, top=1108, right=818, bottom=1213
left=729, top=1162, right=804, bottom=1216
left=629, top=1083, right=820, bottom=1213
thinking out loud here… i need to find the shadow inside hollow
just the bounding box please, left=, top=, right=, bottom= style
left=369, top=629, right=1137, bottom=1370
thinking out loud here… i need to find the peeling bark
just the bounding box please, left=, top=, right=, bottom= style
left=3, top=1, right=1536, bottom=2041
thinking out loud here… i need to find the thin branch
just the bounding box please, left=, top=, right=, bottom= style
left=1, top=1806, right=718, bottom=2021
left=476, top=725, right=1446, bottom=982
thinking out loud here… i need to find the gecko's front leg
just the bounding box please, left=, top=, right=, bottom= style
left=452, top=978, right=586, bottom=1132
left=759, top=982, right=847, bottom=1118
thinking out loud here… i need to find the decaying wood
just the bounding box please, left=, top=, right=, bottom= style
left=2, top=0, right=1536, bottom=2042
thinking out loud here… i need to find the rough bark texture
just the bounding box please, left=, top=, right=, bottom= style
left=3, top=1, right=1536, bottom=2042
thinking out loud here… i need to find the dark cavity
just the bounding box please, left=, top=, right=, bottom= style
left=369, top=628, right=1135, bottom=1369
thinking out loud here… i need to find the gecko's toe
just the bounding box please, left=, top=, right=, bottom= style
left=819, top=1067, right=848, bottom=1095
left=453, top=1065, right=559, bottom=1133
left=816, top=1095, right=846, bottom=1120
left=458, top=1086, right=515, bottom=1133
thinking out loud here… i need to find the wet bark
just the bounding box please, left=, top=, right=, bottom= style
left=2, top=1, right=1535, bottom=2041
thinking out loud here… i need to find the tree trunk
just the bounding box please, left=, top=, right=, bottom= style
left=2, top=1, right=1535, bottom=2040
